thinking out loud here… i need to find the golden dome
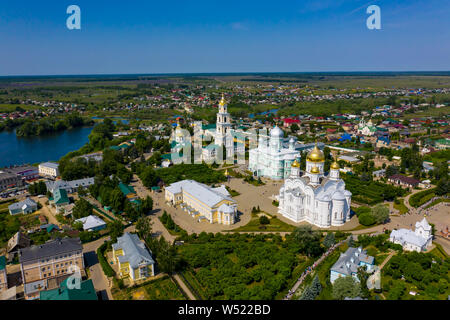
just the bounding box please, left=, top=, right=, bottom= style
left=306, top=144, right=325, bottom=162
left=219, top=93, right=226, bottom=106
left=292, top=159, right=300, bottom=167
left=331, top=161, right=340, bottom=170
left=310, top=165, right=320, bottom=174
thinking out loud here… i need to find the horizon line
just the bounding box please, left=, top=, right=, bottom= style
left=1, top=70, right=450, bottom=79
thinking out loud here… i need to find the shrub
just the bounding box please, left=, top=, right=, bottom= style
left=97, top=242, right=116, bottom=277
left=358, top=212, right=376, bottom=226
left=259, top=216, right=270, bottom=225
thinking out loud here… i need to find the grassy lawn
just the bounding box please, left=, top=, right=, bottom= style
left=0, top=200, right=16, bottom=211
left=225, top=186, right=240, bottom=197
left=394, top=199, right=409, bottom=214
left=229, top=212, right=296, bottom=232
left=430, top=243, right=449, bottom=259
left=112, top=275, right=186, bottom=300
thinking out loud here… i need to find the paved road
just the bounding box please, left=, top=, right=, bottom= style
left=83, top=236, right=113, bottom=300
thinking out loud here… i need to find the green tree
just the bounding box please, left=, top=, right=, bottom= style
left=358, top=212, right=376, bottom=226
left=72, top=198, right=94, bottom=219
left=371, top=204, right=390, bottom=224
left=259, top=216, right=270, bottom=225
left=136, top=216, right=153, bottom=243
left=357, top=266, right=370, bottom=299
left=108, top=220, right=124, bottom=243
left=323, top=232, right=336, bottom=249
left=139, top=196, right=154, bottom=216
left=332, top=276, right=361, bottom=300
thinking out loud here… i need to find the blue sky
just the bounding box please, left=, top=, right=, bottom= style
left=0, top=0, right=449, bottom=75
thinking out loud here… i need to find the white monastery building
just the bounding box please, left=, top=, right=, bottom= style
left=276, top=145, right=352, bottom=228
left=389, top=218, right=433, bottom=252
left=165, top=180, right=237, bottom=225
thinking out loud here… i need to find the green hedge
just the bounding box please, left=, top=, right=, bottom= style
left=409, top=188, right=436, bottom=208
left=97, top=242, right=116, bottom=277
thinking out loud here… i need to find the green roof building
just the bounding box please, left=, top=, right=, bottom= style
left=52, top=189, right=70, bottom=207
left=0, top=255, right=6, bottom=271
left=39, top=279, right=98, bottom=300
left=118, top=183, right=136, bottom=197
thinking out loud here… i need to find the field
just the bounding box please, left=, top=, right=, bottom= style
left=112, top=275, right=187, bottom=300
left=0, top=104, right=40, bottom=112
left=401, top=106, right=450, bottom=119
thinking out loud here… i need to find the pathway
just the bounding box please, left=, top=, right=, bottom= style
left=379, top=250, right=396, bottom=270
left=284, top=238, right=348, bottom=300
left=83, top=236, right=113, bottom=300
left=173, top=274, right=196, bottom=300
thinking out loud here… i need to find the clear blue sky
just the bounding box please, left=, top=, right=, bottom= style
left=0, top=0, right=449, bottom=75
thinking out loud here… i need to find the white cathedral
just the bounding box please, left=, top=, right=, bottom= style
left=277, top=145, right=352, bottom=228
left=248, top=126, right=300, bottom=180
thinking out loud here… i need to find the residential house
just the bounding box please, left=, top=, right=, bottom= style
left=49, top=188, right=70, bottom=211
left=8, top=198, right=38, bottom=215
left=119, top=183, right=138, bottom=201
left=435, top=139, right=450, bottom=150
left=19, top=237, right=85, bottom=300
left=112, top=233, right=155, bottom=282
left=75, top=215, right=107, bottom=232
left=330, top=247, right=375, bottom=284
left=372, top=169, right=386, bottom=178
left=7, top=231, right=31, bottom=257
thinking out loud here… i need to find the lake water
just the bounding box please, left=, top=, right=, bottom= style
left=0, top=126, right=93, bottom=167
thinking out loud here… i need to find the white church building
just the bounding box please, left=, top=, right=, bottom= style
left=357, top=118, right=377, bottom=136
left=389, top=218, right=433, bottom=252
left=248, top=126, right=300, bottom=180
left=276, top=145, right=352, bottom=228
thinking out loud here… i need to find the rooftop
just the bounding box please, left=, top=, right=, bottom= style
left=39, top=162, right=59, bottom=169
left=39, top=279, right=97, bottom=300
left=19, top=238, right=82, bottom=263
left=112, top=233, right=154, bottom=269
